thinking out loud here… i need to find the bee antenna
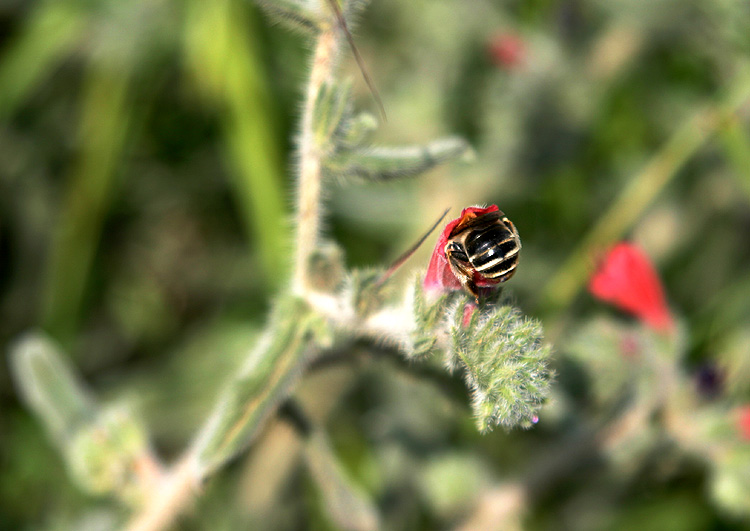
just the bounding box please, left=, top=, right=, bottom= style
left=376, top=207, right=451, bottom=286
left=324, top=0, right=387, bottom=122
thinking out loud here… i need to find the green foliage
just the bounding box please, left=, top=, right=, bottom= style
left=307, top=242, right=347, bottom=293
left=4, top=0, right=750, bottom=528
left=195, top=295, right=333, bottom=475
left=405, top=279, right=552, bottom=431
left=314, top=80, right=355, bottom=154
left=311, top=77, right=470, bottom=183
left=64, top=404, right=149, bottom=503
left=10, top=335, right=96, bottom=443
left=10, top=335, right=150, bottom=504
left=710, top=443, right=750, bottom=518
left=417, top=452, right=494, bottom=518
left=408, top=277, right=453, bottom=359
left=565, top=318, right=645, bottom=409
left=343, top=268, right=389, bottom=319
left=325, top=137, right=471, bottom=182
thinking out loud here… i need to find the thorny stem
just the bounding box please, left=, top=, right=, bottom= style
left=293, top=26, right=340, bottom=294
left=124, top=25, right=342, bottom=531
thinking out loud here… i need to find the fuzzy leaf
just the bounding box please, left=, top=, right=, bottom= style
left=10, top=334, right=151, bottom=502
left=338, top=111, right=378, bottom=148
left=325, top=137, right=471, bottom=182
left=255, top=0, right=322, bottom=34
left=9, top=333, right=96, bottom=443
left=407, top=276, right=454, bottom=359
left=195, top=296, right=332, bottom=475
left=307, top=241, right=347, bottom=293
left=65, top=404, right=150, bottom=502
left=448, top=301, right=552, bottom=432
left=313, top=80, right=354, bottom=153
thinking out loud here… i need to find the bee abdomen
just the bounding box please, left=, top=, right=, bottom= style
left=464, top=224, right=520, bottom=279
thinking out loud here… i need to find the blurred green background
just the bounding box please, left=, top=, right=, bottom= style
left=2, top=0, right=750, bottom=529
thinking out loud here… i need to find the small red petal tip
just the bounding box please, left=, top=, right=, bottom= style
left=588, top=242, right=675, bottom=333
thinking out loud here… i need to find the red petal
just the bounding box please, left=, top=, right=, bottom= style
left=423, top=205, right=500, bottom=295
left=589, top=242, right=674, bottom=332
left=488, top=33, right=525, bottom=70
left=738, top=406, right=750, bottom=441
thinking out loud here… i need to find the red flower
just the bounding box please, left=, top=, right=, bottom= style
left=738, top=406, right=750, bottom=441
left=589, top=242, right=674, bottom=332
left=423, top=205, right=500, bottom=295
left=488, top=33, right=525, bottom=70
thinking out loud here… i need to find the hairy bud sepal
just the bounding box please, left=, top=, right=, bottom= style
left=65, top=404, right=150, bottom=503
left=447, top=298, right=552, bottom=432
left=307, top=242, right=347, bottom=293
left=408, top=276, right=455, bottom=359
left=343, top=268, right=392, bottom=319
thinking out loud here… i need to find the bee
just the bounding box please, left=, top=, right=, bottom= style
left=444, top=207, right=521, bottom=301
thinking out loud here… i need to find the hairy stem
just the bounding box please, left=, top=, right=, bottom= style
left=124, top=23, right=342, bottom=530
left=123, top=296, right=325, bottom=531
left=294, top=26, right=340, bottom=294
left=124, top=457, right=199, bottom=531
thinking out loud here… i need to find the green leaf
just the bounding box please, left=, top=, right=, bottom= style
left=313, top=80, right=354, bottom=153
left=325, top=137, right=471, bottom=182
left=9, top=333, right=96, bottom=443
left=185, top=0, right=290, bottom=289
left=344, top=268, right=390, bottom=319
left=407, top=276, right=454, bottom=359
left=338, top=111, right=378, bottom=148
left=10, top=334, right=151, bottom=503
left=41, top=62, right=134, bottom=343
left=0, top=2, right=87, bottom=117
left=64, top=404, right=150, bottom=503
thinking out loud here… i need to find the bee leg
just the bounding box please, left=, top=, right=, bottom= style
left=464, top=278, right=480, bottom=304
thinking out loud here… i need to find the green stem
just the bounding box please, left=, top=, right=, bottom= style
left=0, top=2, right=87, bottom=117
left=42, top=61, right=133, bottom=343
left=193, top=297, right=322, bottom=475
left=125, top=19, right=344, bottom=531
left=124, top=296, right=327, bottom=531
left=539, top=65, right=750, bottom=318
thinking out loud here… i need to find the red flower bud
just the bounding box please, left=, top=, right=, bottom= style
left=488, top=33, right=525, bottom=70
left=423, top=205, right=501, bottom=296
left=589, top=242, right=674, bottom=332
left=738, top=406, right=750, bottom=441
